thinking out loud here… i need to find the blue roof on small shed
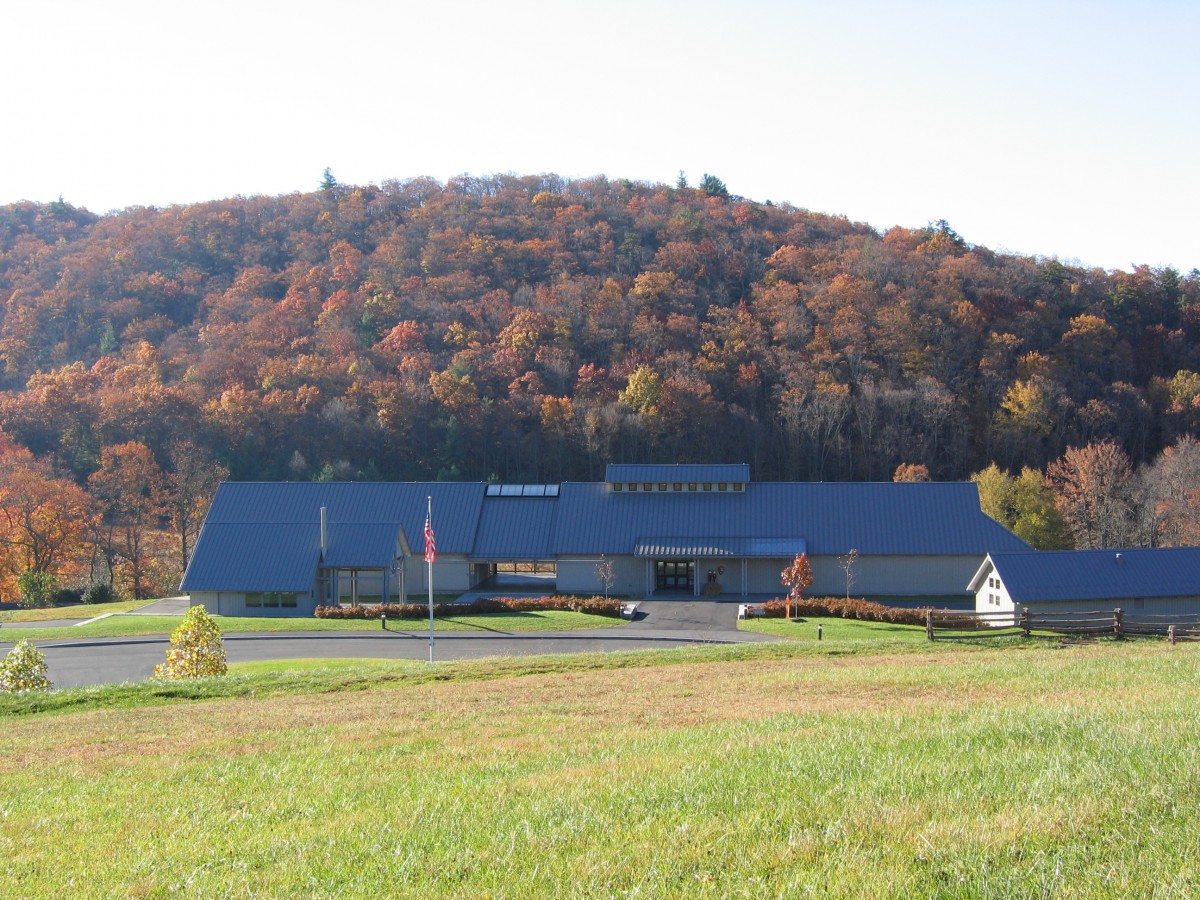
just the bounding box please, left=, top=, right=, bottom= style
left=605, top=464, right=750, bottom=484
left=979, top=549, right=1200, bottom=602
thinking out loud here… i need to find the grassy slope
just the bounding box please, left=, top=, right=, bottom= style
left=0, top=609, right=624, bottom=642
left=0, top=639, right=1197, bottom=897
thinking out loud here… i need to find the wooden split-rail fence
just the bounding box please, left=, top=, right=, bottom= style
left=927, top=608, right=1200, bottom=644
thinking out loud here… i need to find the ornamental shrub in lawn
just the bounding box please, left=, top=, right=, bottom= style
left=82, top=580, right=116, bottom=605
left=154, top=606, right=227, bottom=680
left=0, top=640, right=51, bottom=693
left=17, top=570, right=55, bottom=609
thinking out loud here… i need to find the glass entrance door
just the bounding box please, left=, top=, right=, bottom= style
left=655, top=560, right=694, bottom=592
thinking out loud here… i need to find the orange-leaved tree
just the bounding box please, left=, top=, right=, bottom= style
left=0, top=438, right=96, bottom=601
left=781, top=552, right=814, bottom=618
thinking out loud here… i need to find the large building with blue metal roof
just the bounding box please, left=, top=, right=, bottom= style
left=181, top=464, right=1030, bottom=616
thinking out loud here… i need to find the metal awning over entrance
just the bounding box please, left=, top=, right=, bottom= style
left=634, top=537, right=807, bottom=558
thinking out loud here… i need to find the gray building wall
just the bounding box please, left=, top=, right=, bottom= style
left=185, top=590, right=320, bottom=617
left=402, top=555, right=478, bottom=597
left=557, top=557, right=645, bottom=596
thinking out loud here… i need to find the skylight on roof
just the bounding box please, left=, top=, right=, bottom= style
left=486, top=484, right=559, bottom=498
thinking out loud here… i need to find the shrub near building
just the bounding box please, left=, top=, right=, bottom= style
left=154, top=606, right=227, bottom=679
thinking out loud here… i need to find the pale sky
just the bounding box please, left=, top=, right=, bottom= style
left=4, top=0, right=1197, bottom=273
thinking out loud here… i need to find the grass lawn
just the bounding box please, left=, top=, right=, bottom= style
left=740, top=614, right=930, bottom=643
left=0, top=598, right=156, bottom=623
left=0, top=639, right=1197, bottom=896
left=0, top=609, right=625, bottom=642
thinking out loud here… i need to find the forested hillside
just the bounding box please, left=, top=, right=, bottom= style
left=1, top=173, right=1199, bottom=598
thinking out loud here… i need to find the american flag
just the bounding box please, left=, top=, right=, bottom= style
left=424, top=513, right=437, bottom=564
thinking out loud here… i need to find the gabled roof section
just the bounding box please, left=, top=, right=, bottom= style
left=181, top=523, right=320, bottom=592
left=748, top=482, right=1029, bottom=556
left=321, top=523, right=404, bottom=569
left=200, top=481, right=485, bottom=551
left=605, top=463, right=750, bottom=484
left=554, top=481, right=1028, bottom=557
left=473, top=496, right=558, bottom=559
left=977, top=549, right=1200, bottom=602
left=181, top=481, right=486, bottom=591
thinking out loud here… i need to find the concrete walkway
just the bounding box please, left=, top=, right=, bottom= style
left=125, top=596, right=193, bottom=615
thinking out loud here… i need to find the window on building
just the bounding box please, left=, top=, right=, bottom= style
left=733, top=483, right=743, bottom=492
left=246, top=592, right=297, bottom=608
left=659, top=483, right=667, bottom=491
left=643, top=483, right=652, bottom=492
left=688, top=483, right=697, bottom=491
left=718, top=483, right=727, bottom=491
left=703, top=483, right=713, bottom=491
left=613, top=483, right=623, bottom=491
left=673, top=483, right=682, bottom=492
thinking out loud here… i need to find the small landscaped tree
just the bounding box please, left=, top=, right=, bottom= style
left=0, top=640, right=51, bottom=693
left=154, top=606, right=227, bottom=680
left=838, top=548, right=859, bottom=600
left=781, top=552, right=814, bottom=618
left=594, top=556, right=615, bottom=600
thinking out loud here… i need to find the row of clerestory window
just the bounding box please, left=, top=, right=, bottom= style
left=611, top=482, right=743, bottom=493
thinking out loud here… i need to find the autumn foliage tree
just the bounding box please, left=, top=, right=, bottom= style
left=1046, top=442, right=1138, bottom=549
left=0, top=439, right=95, bottom=600
left=1, top=173, right=1200, bottom=508
left=781, top=552, right=814, bottom=617
left=88, top=442, right=167, bottom=599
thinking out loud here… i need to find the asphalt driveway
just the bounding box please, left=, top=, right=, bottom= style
left=9, top=599, right=774, bottom=689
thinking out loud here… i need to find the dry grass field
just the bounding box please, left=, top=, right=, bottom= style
left=0, top=636, right=1197, bottom=897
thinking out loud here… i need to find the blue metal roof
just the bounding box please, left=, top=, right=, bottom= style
left=605, top=464, right=750, bottom=484
left=979, top=549, right=1200, bottom=602
left=181, top=523, right=320, bottom=592
left=322, top=523, right=403, bottom=569
left=554, top=482, right=1027, bottom=557
left=200, top=482, right=485, bottom=550
left=472, top=497, right=557, bottom=559
left=182, top=482, right=486, bottom=591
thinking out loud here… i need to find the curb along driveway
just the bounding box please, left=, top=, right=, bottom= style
left=10, top=599, right=774, bottom=690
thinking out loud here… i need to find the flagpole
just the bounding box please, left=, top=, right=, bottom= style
left=426, top=495, right=434, bottom=663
